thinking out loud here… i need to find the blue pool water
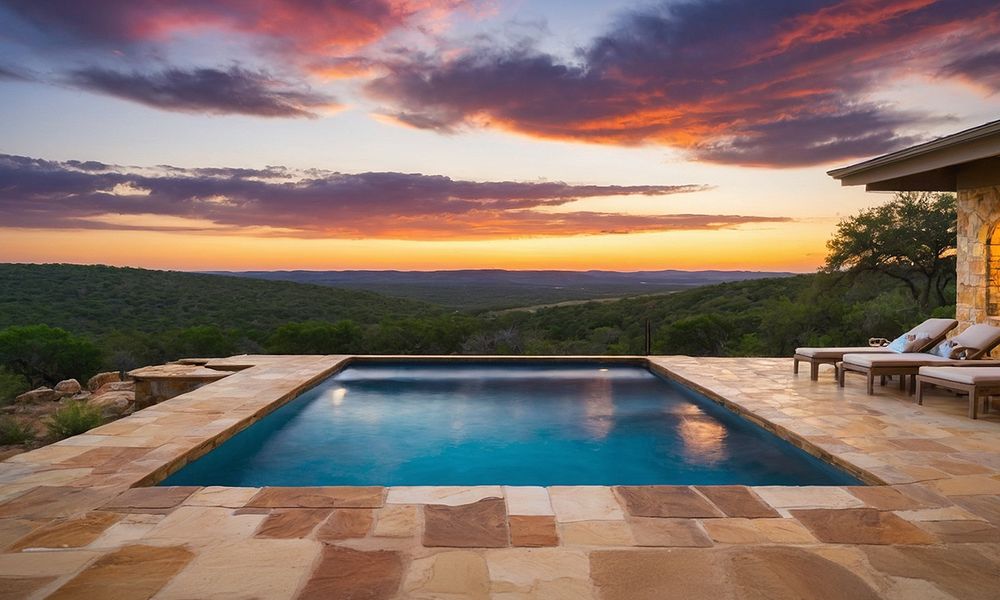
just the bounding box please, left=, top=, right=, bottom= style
left=160, top=362, right=861, bottom=486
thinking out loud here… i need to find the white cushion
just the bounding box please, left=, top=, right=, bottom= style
left=919, top=366, right=1000, bottom=385
left=796, top=347, right=892, bottom=359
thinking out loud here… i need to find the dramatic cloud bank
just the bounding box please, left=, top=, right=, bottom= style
left=0, top=154, right=785, bottom=239
left=368, top=0, right=1000, bottom=166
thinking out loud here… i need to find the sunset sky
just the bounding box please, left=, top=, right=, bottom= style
left=1, top=0, right=998, bottom=271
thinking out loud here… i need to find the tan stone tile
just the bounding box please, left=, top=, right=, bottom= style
left=694, top=486, right=779, bottom=518
left=144, top=506, right=266, bottom=545
left=0, top=518, right=47, bottom=551
left=752, top=486, right=866, bottom=511
left=792, top=508, right=936, bottom=544
left=629, top=517, right=713, bottom=547
left=297, top=545, right=403, bottom=600
left=864, top=545, right=1000, bottom=600
left=87, top=515, right=164, bottom=550
left=182, top=486, right=260, bottom=508
left=423, top=498, right=508, bottom=548
left=0, top=549, right=99, bottom=577
left=591, top=546, right=881, bottom=600
left=895, top=506, right=987, bottom=521
left=844, top=486, right=930, bottom=510
left=549, top=486, right=624, bottom=522
left=101, top=486, right=200, bottom=513
left=155, top=538, right=321, bottom=600
left=373, top=504, right=418, bottom=538
left=402, top=550, right=490, bottom=600
left=385, top=486, right=502, bottom=506
left=486, top=547, right=591, bottom=596
left=509, top=515, right=558, bottom=547
left=701, top=518, right=816, bottom=544
left=949, top=494, right=1000, bottom=525
left=0, top=576, right=57, bottom=600
left=503, top=486, right=553, bottom=516
left=9, top=512, right=121, bottom=551
left=915, top=519, right=1000, bottom=543
left=245, top=486, right=384, bottom=508
left=559, top=520, right=634, bottom=546
left=47, top=544, right=193, bottom=600
left=615, top=486, right=724, bottom=518
left=256, top=508, right=331, bottom=539
left=315, top=509, right=373, bottom=541
left=929, top=475, right=1000, bottom=496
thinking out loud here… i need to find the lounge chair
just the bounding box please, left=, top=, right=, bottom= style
left=839, top=324, right=1000, bottom=395
left=915, top=366, right=1000, bottom=419
left=794, top=318, right=958, bottom=381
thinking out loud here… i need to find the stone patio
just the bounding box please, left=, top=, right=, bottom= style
left=0, top=355, right=998, bottom=599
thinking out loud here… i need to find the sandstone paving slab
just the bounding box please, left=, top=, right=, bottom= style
left=86, top=514, right=164, bottom=550
left=509, top=515, right=558, bottom=547
left=628, top=517, right=713, bottom=547
left=100, top=486, right=200, bottom=513
left=590, top=546, right=882, bottom=600
left=752, top=486, right=866, bottom=511
left=57, top=447, right=154, bottom=474
left=0, top=575, right=57, bottom=600
left=700, top=518, right=817, bottom=545
left=863, top=545, right=1000, bottom=600
left=297, top=545, right=403, bottom=600
left=154, top=538, right=321, bottom=600
left=559, top=520, right=634, bottom=546
left=0, top=486, right=119, bottom=519
left=256, top=508, right=332, bottom=539
left=694, top=486, right=779, bottom=518
left=0, top=518, right=47, bottom=551
left=616, top=486, right=724, bottom=518
left=315, top=509, right=374, bottom=541
left=928, top=475, right=1000, bottom=496
left=46, top=544, right=193, bottom=600
left=913, top=519, right=1000, bottom=543
left=9, top=511, right=121, bottom=551
left=142, top=506, right=267, bottom=546
left=401, top=550, right=490, bottom=600
left=485, top=547, right=591, bottom=598
left=182, top=486, right=260, bottom=508
left=895, top=505, right=988, bottom=521
left=502, top=486, right=553, bottom=516
left=373, top=504, right=418, bottom=538
left=792, top=508, right=937, bottom=545
left=844, top=486, right=934, bottom=510
left=0, top=548, right=100, bottom=577
left=386, top=486, right=502, bottom=506
left=549, top=486, right=624, bottom=522
left=423, top=498, right=509, bottom=548
left=949, top=494, right=1000, bottom=525
left=246, top=486, right=384, bottom=508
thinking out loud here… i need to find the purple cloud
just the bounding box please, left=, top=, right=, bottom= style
left=0, top=153, right=790, bottom=239
left=66, top=66, right=336, bottom=117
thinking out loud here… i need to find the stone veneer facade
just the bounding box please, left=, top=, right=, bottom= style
left=955, top=185, right=1000, bottom=345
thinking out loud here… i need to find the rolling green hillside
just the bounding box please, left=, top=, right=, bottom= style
left=0, top=263, right=440, bottom=336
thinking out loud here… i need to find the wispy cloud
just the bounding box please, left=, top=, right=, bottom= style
left=367, top=0, right=1000, bottom=166
left=66, top=66, right=337, bottom=117
left=0, top=153, right=788, bottom=239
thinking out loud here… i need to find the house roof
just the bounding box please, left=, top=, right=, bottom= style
left=827, top=119, right=1000, bottom=191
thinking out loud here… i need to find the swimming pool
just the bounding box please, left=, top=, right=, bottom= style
left=160, top=361, right=860, bottom=486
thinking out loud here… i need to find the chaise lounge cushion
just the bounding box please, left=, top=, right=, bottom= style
left=919, top=366, right=1000, bottom=385
left=795, top=347, right=893, bottom=359
left=841, top=353, right=1000, bottom=368
left=951, top=324, right=1000, bottom=358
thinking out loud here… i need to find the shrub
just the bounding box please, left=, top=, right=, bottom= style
left=267, top=320, right=365, bottom=354
left=47, top=401, right=103, bottom=439
left=0, top=325, right=102, bottom=387
left=0, top=416, right=34, bottom=445
left=0, top=367, right=29, bottom=405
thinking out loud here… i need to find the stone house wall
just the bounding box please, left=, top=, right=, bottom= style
left=955, top=185, right=1000, bottom=351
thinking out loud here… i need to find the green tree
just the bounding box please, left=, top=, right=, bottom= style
left=266, top=321, right=364, bottom=354
left=0, top=325, right=102, bottom=387
left=825, top=192, right=956, bottom=309
left=654, top=314, right=734, bottom=356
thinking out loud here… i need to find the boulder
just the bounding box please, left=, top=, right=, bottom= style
left=15, top=387, right=59, bottom=403
left=70, top=391, right=93, bottom=402
left=54, top=379, right=82, bottom=395
left=94, top=381, right=135, bottom=396
left=87, top=371, right=122, bottom=392
left=88, top=391, right=134, bottom=418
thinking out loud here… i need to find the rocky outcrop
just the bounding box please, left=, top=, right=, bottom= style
left=94, top=381, right=135, bottom=396
left=54, top=379, right=82, bottom=395
left=88, top=391, right=134, bottom=418
left=15, top=387, right=60, bottom=403
left=87, top=371, right=122, bottom=392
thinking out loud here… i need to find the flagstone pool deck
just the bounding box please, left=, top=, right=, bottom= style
left=1, top=355, right=999, bottom=599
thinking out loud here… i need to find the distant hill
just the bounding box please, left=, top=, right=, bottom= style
left=0, top=264, right=438, bottom=337
left=208, top=269, right=796, bottom=311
